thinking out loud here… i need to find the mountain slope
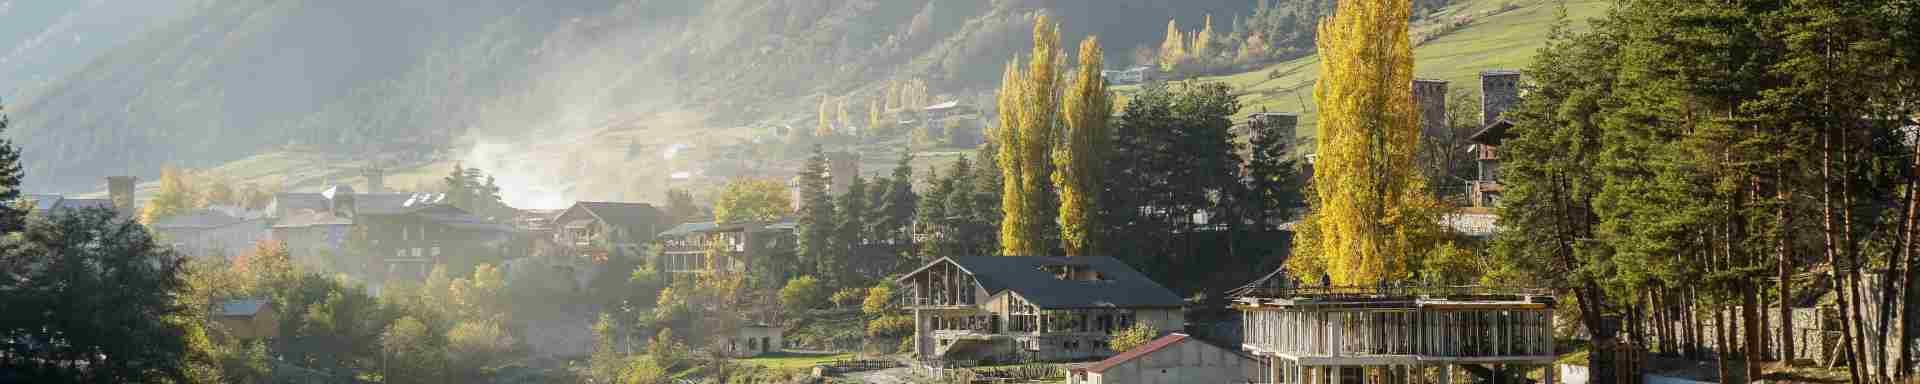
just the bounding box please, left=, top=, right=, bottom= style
left=9, top=0, right=1266, bottom=194
left=1155, top=0, right=1611, bottom=141
left=0, top=0, right=193, bottom=99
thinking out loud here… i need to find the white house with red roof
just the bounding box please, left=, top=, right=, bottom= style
left=1067, top=332, right=1263, bottom=384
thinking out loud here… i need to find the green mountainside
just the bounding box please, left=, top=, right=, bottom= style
left=12, top=0, right=1606, bottom=198
left=1149, top=0, right=1610, bottom=143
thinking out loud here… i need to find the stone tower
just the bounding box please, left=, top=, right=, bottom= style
left=106, top=176, right=138, bottom=214
left=1413, top=79, right=1449, bottom=140
left=362, top=167, right=386, bottom=194
left=827, top=152, right=860, bottom=195
left=1480, top=70, right=1522, bottom=127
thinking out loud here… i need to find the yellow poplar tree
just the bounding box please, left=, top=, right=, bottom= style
left=996, top=15, right=1063, bottom=257
left=993, top=61, right=1025, bottom=256
left=1193, top=14, right=1215, bottom=60
left=868, top=99, right=884, bottom=137
left=816, top=96, right=835, bottom=138
left=141, top=166, right=199, bottom=224
left=836, top=96, right=852, bottom=130
left=1286, top=0, right=1435, bottom=286
left=1054, top=36, right=1111, bottom=257
left=1159, top=19, right=1185, bottom=71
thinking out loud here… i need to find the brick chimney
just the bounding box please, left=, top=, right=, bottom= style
left=106, top=176, right=138, bottom=213
left=1413, top=79, right=1449, bottom=139
left=1480, top=70, right=1522, bottom=127
left=362, top=167, right=386, bottom=194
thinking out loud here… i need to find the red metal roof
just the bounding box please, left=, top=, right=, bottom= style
left=1078, top=333, right=1189, bottom=374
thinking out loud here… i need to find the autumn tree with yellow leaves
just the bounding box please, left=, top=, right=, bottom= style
left=1286, top=0, right=1447, bottom=285
left=1053, top=36, right=1112, bottom=257
left=995, top=15, right=1064, bottom=257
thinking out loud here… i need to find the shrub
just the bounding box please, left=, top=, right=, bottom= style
left=1108, top=321, right=1160, bottom=352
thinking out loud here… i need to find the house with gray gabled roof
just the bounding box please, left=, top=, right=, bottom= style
left=898, top=256, right=1186, bottom=365
left=551, top=201, right=669, bottom=262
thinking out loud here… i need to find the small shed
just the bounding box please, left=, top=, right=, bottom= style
left=726, top=323, right=785, bottom=358
left=1068, top=333, right=1263, bottom=384
left=212, top=299, right=280, bottom=341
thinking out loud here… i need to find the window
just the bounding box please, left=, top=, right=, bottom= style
left=431, top=247, right=441, bottom=257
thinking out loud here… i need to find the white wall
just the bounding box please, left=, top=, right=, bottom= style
left=1087, top=338, right=1262, bottom=384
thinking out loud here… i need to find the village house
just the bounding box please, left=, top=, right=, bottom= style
left=723, top=323, right=786, bottom=358
left=21, top=176, right=140, bottom=218
left=268, top=184, right=512, bottom=281
left=1232, top=272, right=1558, bottom=384
left=654, top=219, right=796, bottom=275
left=150, top=206, right=271, bottom=259
left=211, top=299, right=279, bottom=341
left=550, top=201, right=669, bottom=261
left=898, top=256, right=1186, bottom=365
left=1066, top=332, right=1264, bottom=384
left=1101, top=66, right=1155, bottom=85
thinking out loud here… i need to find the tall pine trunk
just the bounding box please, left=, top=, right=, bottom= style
left=1824, top=124, right=1865, bottom=383
left=1779, top=170, right=1797, bottom=363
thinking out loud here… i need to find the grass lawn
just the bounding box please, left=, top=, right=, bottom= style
left=1115, top=0, right=1612, bottom=150
left=737, top=352, right=855, bottom=370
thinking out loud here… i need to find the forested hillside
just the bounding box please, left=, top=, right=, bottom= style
left=10, top=0, right=1280, bottom=193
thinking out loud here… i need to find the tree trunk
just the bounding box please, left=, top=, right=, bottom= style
left=1841, top=138, right=1880, bottom=383
left=1716, top=304, right=1734, bottom=384
left=1780, top=175, right=1798, bottom=364
left=1824, top=125, right=1865, bottom=384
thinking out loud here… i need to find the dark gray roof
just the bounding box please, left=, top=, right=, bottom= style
left=917, top=256, right=1185, bottom=310
left=151, top=209, right=246, bottom=229
left=568, top=201, right=665, bottom=228
left=658, top=221, right=718, bottom=237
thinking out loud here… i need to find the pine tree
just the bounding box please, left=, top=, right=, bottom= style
left=796, top=147, right=835, bottom=277
left=830, top=176, right=868, bottom=284
left=0, top=105, right=20, bottom=234
left=444, top=163, right=472, bottom=211
left=997, top=15, right=1063, bottom=257
left=877, top=153, right=918, bottom=246
left=1288, top=0, right=1430, bottom=285
left=1054, top=36, right=1112, bottom=256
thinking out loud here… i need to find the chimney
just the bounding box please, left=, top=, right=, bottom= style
left=1480, top=70, right=1522, bottom=128
left=107, top=176, right=138, bottom=213
left=1413, top=79, right=1449, bottom=140
left=362, top=167, right=386, bottom=194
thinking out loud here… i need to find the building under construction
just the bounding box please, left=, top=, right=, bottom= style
left=1232, top=273, right=1559, bottom=384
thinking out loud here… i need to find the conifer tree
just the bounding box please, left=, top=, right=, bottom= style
left=1054, top=36, right=1112, bottom=256
left=996, top=15, right=1063, bottom=257
left=0, top=104, right=23, bottom=234
left=829, top=176, right=868, bottom=284
left=1287, top=0, right=1430, bottom=285
left=796, top=147, right=835, bottom=276
left=877, top=153, right=918, bottom=245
